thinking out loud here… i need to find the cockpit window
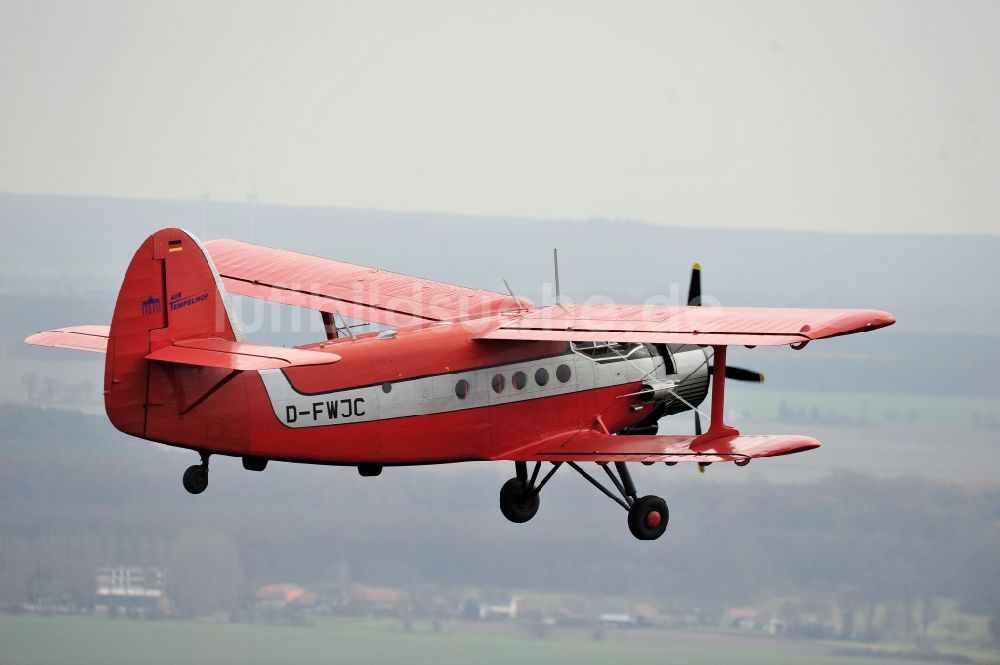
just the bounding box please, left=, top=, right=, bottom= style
left=572, top=341, right=651, bottom=362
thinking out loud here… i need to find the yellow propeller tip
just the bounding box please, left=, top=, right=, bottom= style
left=760, top=373, right=766, bottom=383
left=692, top=262, right=701, bottom=271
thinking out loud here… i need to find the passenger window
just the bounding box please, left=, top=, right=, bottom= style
left=512, top=371, right=528, bottom=390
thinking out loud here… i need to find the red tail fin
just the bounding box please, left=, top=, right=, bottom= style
left=104, top=228, right=243, bottom=436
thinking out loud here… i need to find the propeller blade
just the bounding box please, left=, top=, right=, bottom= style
left=690, top=263, right=706, bottom=440
left=687, top=262, right=702, bottom=306
left=709, top=365, right=766, bottom=383
left=686, top=263, right=757, bottom=442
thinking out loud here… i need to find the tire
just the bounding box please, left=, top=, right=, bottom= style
left=182, top=465, right=208, bottom=495
left=627, top=495, right=668, bottom=540
left=499, top=478, right=540, bottom=523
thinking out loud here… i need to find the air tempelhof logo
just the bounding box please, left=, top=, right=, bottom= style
left=140, top=295, right=162, bottom=316
left=169, top=290, right=209, bottom=312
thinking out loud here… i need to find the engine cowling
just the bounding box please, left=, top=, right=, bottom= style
left=649, top=344, right=710, bottom=416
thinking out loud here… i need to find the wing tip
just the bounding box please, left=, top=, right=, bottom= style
left=875, top=310, right=896, bottom=328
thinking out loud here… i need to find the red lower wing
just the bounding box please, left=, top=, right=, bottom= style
left=493, top=431, right=820, bottom=464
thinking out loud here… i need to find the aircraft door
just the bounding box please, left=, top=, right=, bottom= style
left=488, top=344, right=583, bottom=456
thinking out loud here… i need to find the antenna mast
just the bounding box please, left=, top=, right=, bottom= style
left=553, top=248, right=561, bottom=305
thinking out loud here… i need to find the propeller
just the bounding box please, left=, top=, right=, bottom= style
left=625, top=263, right=763, bottom=441
left=689, top=263, right=706, bottom=449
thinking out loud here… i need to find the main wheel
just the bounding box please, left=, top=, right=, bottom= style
left=499, top=478, right=540, bottom=523
left=627, top=495, right=668, bottom=540
left=182, top=465, right=209, bottom=495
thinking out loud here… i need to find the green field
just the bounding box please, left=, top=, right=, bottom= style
left=3, top=614, right=993, bottom=665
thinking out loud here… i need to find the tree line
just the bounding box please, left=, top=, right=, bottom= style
left=0, top=404, right=997, bottom=642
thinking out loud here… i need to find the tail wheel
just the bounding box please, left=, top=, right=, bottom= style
left=628, top=495, right=668, bottom=540
left=499, top=478, right=540, bottom=523
left=182, top=464, right=209, bottom=495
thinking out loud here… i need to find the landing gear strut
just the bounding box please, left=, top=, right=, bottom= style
left=182, top=453, right=210, bottom=494
left=498, top=460, right=668, bottom=540
left=566, top=460, right=669, bottom=541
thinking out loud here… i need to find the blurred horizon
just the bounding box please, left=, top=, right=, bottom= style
left=4, top=190, right=998, bottom=238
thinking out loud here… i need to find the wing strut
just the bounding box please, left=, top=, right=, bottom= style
left=321, top=312, right=339, bottom=340
left=696, top=345, right=740, bottom=443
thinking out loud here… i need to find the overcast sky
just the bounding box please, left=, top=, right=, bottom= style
left=1, top=0, right=997, bottom=234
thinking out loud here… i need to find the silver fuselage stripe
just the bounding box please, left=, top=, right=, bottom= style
left=259, top=351, right=680, bottom=428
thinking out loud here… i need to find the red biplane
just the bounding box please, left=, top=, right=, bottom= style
left=27, top=228, right=894, bottom=540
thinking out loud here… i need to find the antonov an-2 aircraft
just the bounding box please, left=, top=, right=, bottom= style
left=27, top=228, right=894, bottom=540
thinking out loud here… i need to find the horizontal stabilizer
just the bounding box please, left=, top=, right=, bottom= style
left=146, top=338, right=340, bottom=371
left=494, top=430, right=820, bottom=464
left=25, top=325, right=110, bottom=353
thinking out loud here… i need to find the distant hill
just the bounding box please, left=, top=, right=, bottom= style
left=3, top=193, right=998, bottom=331
left=2, top=192, right=998, bottom=397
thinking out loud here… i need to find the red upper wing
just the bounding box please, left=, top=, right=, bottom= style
left=206, top=239, right=514, bottom=327
left=477, top=303, right=894, bottom=346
